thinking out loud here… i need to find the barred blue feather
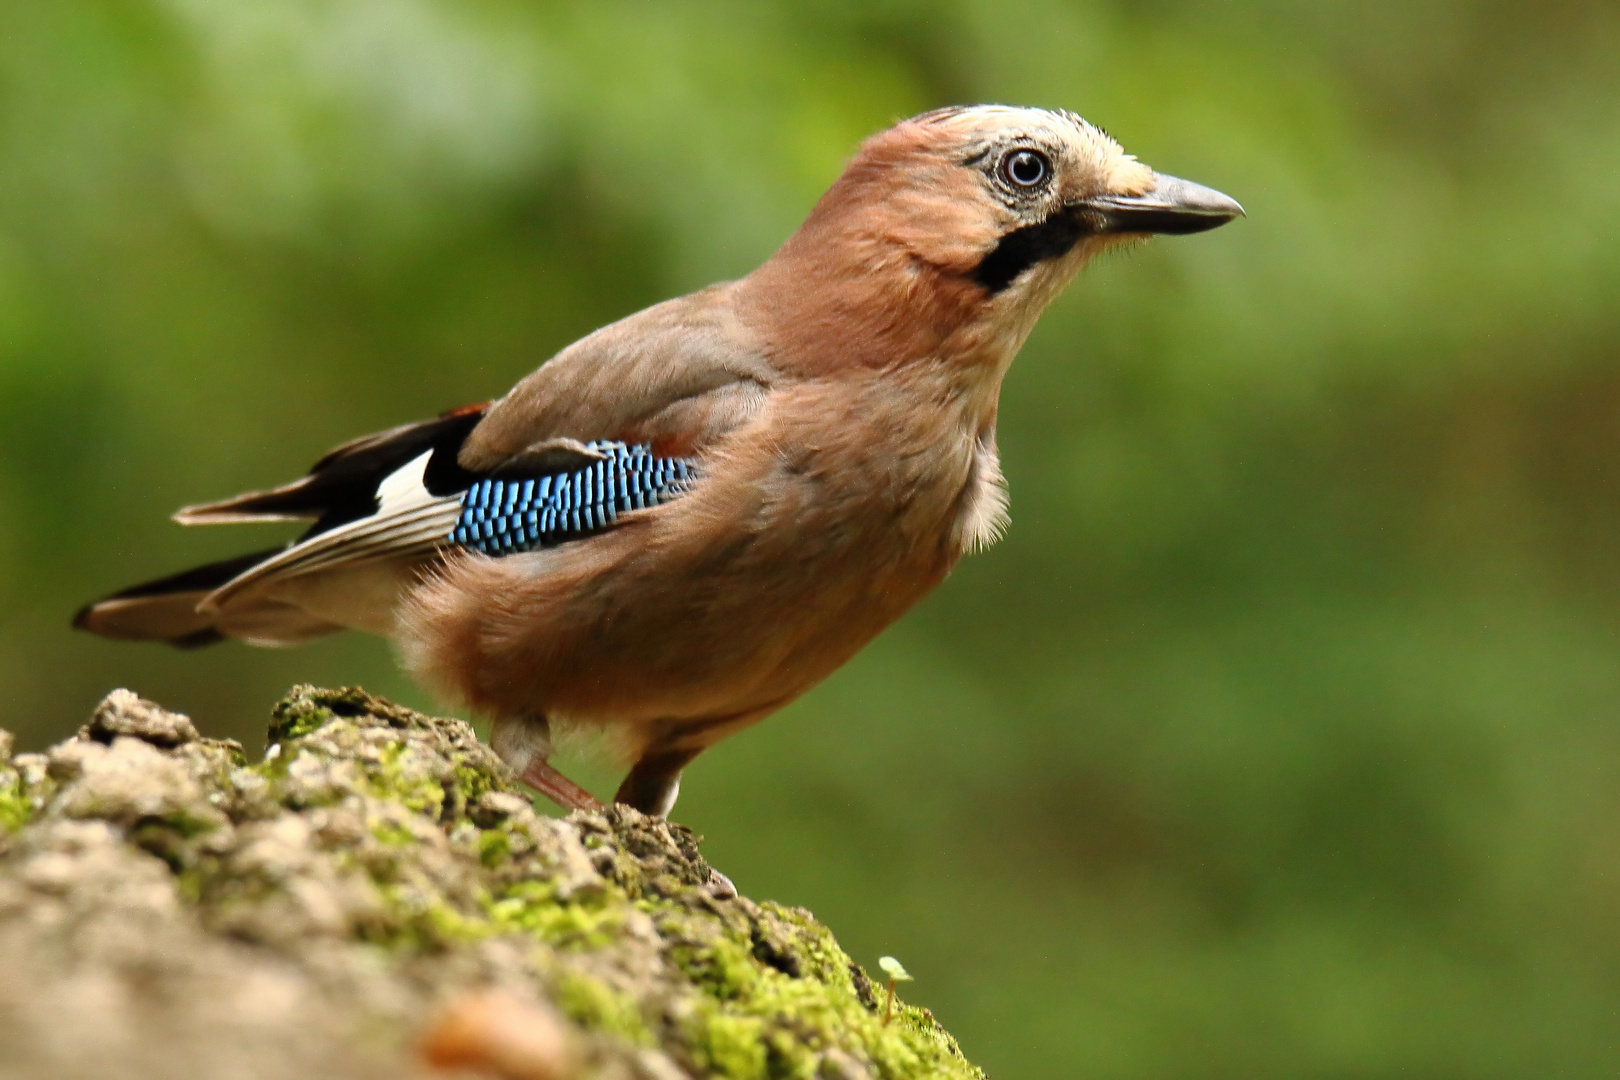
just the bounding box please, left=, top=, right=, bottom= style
left=450, top=441, right=696, bottom=557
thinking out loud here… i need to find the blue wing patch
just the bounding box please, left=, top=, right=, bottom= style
left=450, top=441, right=696, bottom=557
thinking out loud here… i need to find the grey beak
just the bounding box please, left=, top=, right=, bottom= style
left=1076, top=173, right=1244, bottom=235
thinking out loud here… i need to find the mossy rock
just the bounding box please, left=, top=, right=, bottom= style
left=0, top=686, right=984, bottom=1080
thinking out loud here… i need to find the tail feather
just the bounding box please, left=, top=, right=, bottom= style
left=78, top=405, right=492, bottom=649
left=74, top=547, right=289, bottom=648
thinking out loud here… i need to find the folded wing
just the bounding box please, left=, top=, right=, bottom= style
left=74, top=286, right=776, bottom=648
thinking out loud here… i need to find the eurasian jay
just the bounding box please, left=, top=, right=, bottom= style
left=76, top=105, right=1241, bottom=817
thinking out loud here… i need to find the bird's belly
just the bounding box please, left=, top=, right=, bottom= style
left=400, top=429, right=978, bottom=747
left=551, top=502, right=954, bottom=735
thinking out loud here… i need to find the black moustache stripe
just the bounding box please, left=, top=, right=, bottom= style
left=970, top=211, right=1090, bottom=294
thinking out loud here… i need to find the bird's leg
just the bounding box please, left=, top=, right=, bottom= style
left=615, top=744, right=734, bottom=896
left=614, top=746, right=700, bottom=818
left=615, top=709, right=772, bottom=816
left=492, top=713, right=604, bottom=813
left=521, top=758, right=605, bottom=813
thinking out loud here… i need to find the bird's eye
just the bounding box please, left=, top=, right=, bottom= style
left=1001, top=149, right=1050, bottom=189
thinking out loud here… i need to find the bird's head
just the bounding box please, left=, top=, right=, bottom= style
left=746, top=105, right=1241, bottom=376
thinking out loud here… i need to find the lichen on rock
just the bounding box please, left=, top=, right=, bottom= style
left=0, top=686, right=984, bottom=1080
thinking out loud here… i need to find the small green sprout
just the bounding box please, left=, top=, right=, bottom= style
left=877, top=955, right=913, bottom=1026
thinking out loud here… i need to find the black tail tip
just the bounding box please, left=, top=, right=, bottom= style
left=73, top=600, right=225, bottom=649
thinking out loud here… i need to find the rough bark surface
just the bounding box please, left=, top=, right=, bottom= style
left=0, top=686, right=983, bottom=1080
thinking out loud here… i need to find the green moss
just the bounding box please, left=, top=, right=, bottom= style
left=268, top=685, right=422, bottom=746
left=488, top=880, right=627, bottom=949
left=20, top=686, right=985, bottom=1079
left=692, top=1009, right=768, bottom=1079
left=255, top=689, right=982, bottom=1076
left=369, top=818, right=417, bottom=848
left=266, top=700, right=336, bottom=744
left=417, top=895, right=491, bottom=944
left=362, top=740, right=445, bottom=817
left=368, top=883, right=492, bottom=951
left=164, top=804, right=228, bottom=838
left=655, top=904, right=981, bottom=1080
left=453, top=763, right=496, bottom=807
left=765, top=1029, right=820, bottom=1080
left=763, top=903, right=857, bottom=984
left=671, top=932, right=762, bottom=1001
left=475, top=827, right=511, bottom=867
left=0, top=770, right=33, bottom=832
left=551, top=969, right=654, bottom=1046
left=173, top=866, right=204, bottom=904
left=250, top=746, right=291, bottom=785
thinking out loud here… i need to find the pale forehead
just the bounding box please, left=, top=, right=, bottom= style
left=916, top=105, right=1122, bottom=158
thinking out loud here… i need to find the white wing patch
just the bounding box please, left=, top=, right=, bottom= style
left=374, top=450, right=435, bottom=513
left=199, top=451, right=460, bottom=614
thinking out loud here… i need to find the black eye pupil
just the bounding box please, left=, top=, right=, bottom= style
left=1006, top=150, right=1047, bottom=187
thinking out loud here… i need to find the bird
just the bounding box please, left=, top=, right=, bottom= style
left=75, top=105, right=1242, bottom=818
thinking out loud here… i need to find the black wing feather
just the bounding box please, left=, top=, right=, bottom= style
left=175, top=405, right=488, bottom=536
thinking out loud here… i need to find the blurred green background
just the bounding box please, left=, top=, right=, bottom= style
left=5, top=0, right=1620, bottom=1075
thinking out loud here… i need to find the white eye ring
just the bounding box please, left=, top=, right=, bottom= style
left=1001, top=148, right=1050, bottom=188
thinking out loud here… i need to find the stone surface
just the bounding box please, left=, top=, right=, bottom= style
left=84, top=688, right=202, bottom=748
left=0, top=686, right=984, bottom=1080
